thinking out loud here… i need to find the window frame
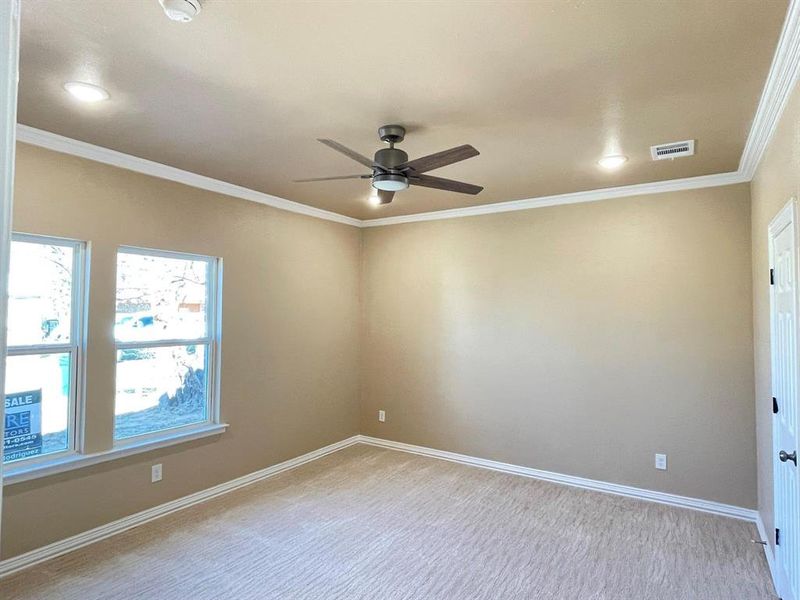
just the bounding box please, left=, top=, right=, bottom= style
left=113, top=245, right=223, bottom=446
left=5, top=232, right=89, bottom=467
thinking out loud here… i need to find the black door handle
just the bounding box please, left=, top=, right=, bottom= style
left=779, top=450, right=797, bottom=466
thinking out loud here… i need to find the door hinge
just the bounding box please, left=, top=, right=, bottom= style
left=770, top=268, right=775, bottom=285
left=776, top=528, right=781, bottom=546
left=774, top=397, right=779, bottom=414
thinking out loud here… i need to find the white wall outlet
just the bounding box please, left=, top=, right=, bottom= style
left=655, top=453, right=667, bottom=471
left=378, top=410, right=386, bottom=422
left=151, top=463, right=163, bottom=483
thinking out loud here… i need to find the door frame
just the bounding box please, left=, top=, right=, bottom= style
left=770, top=197, right=800, bottom=600
left=0, top=0, right=21, bottom=556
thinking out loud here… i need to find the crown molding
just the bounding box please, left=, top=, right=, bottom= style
left=15, top=124, right=361, bottom=228
left=361, top=171, right=748, bottom=227
left=12, top=126, right=751, bottom=230
left=364, top=0, right=800, bottom=227
left=363, top=0, right=800, bottom=227
left=738, top=0, right=800, bottom=180
left=14, top=1, right=800, bottom=230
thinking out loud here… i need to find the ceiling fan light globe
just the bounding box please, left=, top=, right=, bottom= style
left=372, top=173, right=409, bottom=192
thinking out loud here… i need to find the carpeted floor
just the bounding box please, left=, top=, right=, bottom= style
left=0, top=444, right=777, bottom=599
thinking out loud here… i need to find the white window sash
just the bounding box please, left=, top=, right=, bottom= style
left=113, top=247, right=222, bottom=444
left=4, top=233, right=88, bottom=464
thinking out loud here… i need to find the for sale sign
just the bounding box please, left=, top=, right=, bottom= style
left=4, top=389, right=42, bottom=462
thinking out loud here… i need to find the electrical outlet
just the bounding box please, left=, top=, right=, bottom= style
left=378, top=410, right=386, bottom=422
left=655, top=454, right=667, bottom=471
left=151, top=463, right=163, bottom=483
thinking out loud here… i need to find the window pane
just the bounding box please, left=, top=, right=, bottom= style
left=8, top=240, right=74, bottom=346
left=4, top=353, right=71, bottom=463
left=115, top=252, right=208, bottom=342
left=114, top=344, right=208, bottom=440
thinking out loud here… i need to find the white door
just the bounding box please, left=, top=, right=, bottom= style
left=770, top=198, right=800, bottom=600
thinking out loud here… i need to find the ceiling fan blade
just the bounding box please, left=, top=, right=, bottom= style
left=317, top=139, right=375, bottom=169
left=395, top=144, right=479, bottom=173
left=377, top=190, right=395, bottom=204
left=408, top=174, right=483, bottom=195
left=293, top=174, right=370, bottom=182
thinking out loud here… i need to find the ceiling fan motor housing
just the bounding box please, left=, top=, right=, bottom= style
left=373, top=144, right=410, bottom=191
left=374, top=147, right=408, bottom=171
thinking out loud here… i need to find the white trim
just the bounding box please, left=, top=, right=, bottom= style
left=739, top=0, right=800, bottom=180
left=212, top=257, right=224, bottom=425
left=361, top=172, right=748, bottom=228
left=11, top=231, right=84, bottom=248
left=13, top=125, right=751, bottom=230
left=364, top=0, right=800, bottom=227
left=117, top=243, right=216, bottom=263
left=11, top=2, right=800, bottom=229
left=7, top=343, right=75, bottom=355
left=14, top=125, right=361, bottom=228
left=757, top=512, right=780, bottom=597
left=0, top=435, right=768, bottom=581
left=356, top=436, right=758, bottom=521
left=0, top=434, right=359, bottom=578
left=3, top=422, right=229, bottom=485
left=0, top=0, right=22, bottom=551
left=114, top=338, right=211, bottom=351
left=76, top=241, right=91, bottom=454
left=112, top=246, right=223, bottom=446
left=6, top=233, right=89, bottom=465
left=768, top=197, right=800, bottom=600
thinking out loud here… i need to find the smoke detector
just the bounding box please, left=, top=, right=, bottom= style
left=650, top=140, right=695, bottom=161
left=159, top=0, right=201, bottom=22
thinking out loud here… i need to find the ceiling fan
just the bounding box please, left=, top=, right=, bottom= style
left=294, top=125, right=483, bottom=205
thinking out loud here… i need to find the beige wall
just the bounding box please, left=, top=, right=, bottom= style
left=2, top=142, right=761, bottom=559
left=361, top=184, right=756, bottom=508
left=751, top=81, right=800, bottom=552
left=2, top=143, right=361, bottom=558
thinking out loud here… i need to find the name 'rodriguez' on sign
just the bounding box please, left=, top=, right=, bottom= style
left=4, top=389, right=43, bottom=462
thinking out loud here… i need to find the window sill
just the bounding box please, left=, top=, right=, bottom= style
left=2, top=422, right=229, bottom=485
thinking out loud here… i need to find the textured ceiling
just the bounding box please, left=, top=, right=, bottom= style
left=18, top=0, right=788, bottom=220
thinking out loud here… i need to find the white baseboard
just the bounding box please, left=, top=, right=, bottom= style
left=0, top=433, right=767, bottom=585
left=756, top=513, right=780, bottom=597
left=359, top=433, right=784, bottom=600
left=0, top=435, right=361, bottom=579
left=356, top=435, right=759, bottom=522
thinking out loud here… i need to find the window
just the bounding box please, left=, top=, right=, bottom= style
left=4, top=234, right=87, bottom=464
left=114, top=247, right=221, bottom=442
left=1, top=238, right=225, bottom=482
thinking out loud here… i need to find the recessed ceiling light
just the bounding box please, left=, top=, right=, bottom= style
left=368, top=190, right=382, bottom=206
left=597, top=155, right=628, bottom=170
left=63, top=81, right=109, bottom=103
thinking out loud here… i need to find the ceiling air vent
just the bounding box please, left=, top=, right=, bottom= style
left=650, top=140, right=695, bottom=161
